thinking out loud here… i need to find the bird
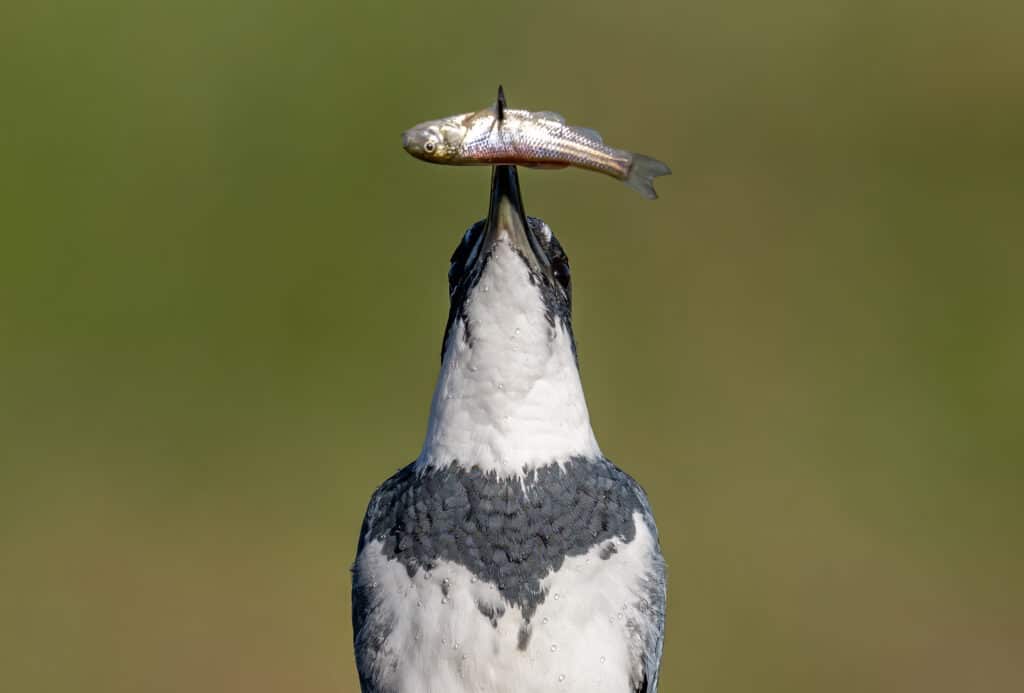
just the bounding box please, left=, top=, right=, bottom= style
left=351, top=163, right=666, bottom=692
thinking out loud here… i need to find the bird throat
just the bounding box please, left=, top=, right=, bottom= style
left=417, top=241, right=600, bottom=476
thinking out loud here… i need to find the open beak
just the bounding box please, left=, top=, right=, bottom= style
left=478, top=165, right=551, bottom=277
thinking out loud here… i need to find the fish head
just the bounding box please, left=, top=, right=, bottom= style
left=401, top=115, right=469, bottom=163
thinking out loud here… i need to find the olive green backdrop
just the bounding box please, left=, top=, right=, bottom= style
left=2, top=2, right=1021, bottom=691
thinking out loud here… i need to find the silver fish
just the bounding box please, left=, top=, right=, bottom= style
left=402, top=86, right=671, bottom=199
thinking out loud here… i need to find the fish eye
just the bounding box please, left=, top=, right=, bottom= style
left=424, top=139, right=437, bottom=153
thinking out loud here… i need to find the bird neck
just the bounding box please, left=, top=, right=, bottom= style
left=417, top=244, right=601, bottom=477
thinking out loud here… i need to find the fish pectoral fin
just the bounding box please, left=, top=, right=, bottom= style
left=524, top=162, right=570, bottom=169
left=570, top=125, right=604, bottom=142
left=535, top=110, right=566, bottom=124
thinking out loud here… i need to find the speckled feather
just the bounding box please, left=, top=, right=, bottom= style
left=352, top=458, right=666, bottom=693
left=356, top=457, right=652, bottom=620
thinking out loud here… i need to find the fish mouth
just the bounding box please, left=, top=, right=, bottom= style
left=400, top=128, right=420, bottom=157
left=401, top=126, right=428, bottom=159
left=477, top=165, right=551, bottom=278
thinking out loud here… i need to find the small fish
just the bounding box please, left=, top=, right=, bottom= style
left=402, top=86, right=670, bottom=199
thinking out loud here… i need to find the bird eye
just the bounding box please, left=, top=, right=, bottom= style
left=424, top=140, right=437, bottom=154
left=552, top=257, right=571, bottom=291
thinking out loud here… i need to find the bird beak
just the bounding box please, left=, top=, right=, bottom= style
left=480, top=165, right=551, bottom=276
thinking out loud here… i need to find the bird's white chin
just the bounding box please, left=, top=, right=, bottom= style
left=418, top=240, right=600, bottom=476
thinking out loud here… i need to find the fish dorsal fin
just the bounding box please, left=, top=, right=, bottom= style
left=535, top=110, right=566, bottom=124
left=570, top=125, right=603, bottom=142
left=496, top=85, right=506, bottom=121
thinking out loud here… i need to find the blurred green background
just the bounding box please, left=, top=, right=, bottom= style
left=2, top=1, right=1022, bottom=691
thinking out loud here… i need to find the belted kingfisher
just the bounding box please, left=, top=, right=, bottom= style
left=352, top=165, right=666, bottom=692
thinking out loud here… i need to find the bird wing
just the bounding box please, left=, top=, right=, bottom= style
left=351, top=464, right=417, bottom=692
left=625, top=471, right=668, bottom=693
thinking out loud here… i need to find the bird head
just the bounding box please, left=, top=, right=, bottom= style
left=442, top=165, right=574, bottom=358
left=421, top=165, right=597, bottom=474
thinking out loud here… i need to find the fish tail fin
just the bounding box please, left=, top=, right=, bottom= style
left=624, top=154, right=671, bottom=199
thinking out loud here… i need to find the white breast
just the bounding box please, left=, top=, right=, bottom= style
left=354, top=513, right=658, bottom=693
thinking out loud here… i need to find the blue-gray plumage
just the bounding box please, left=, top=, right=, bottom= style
left=352, top=165, right=665, bottom=692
